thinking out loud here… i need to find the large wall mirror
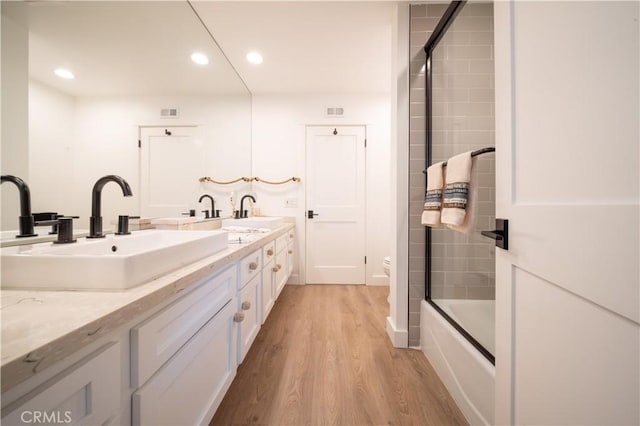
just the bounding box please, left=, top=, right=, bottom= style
left=1, top=1, right=252, bottom=232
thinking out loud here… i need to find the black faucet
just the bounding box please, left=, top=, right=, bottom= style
left=88, top=175, right=133, bottom=238
left=238, top=195, right=256, bottom=219
left=198, top=194, right=216, bottom=219
left=1, top=175, right=37, bottom=237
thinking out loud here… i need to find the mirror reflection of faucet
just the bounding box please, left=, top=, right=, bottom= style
left=198, top=194, right=219, bottom=219
left=1, top=175, right=37, bottom=237
left=236, top=194, right=256, bottom=219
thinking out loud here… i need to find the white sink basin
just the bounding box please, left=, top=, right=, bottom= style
left=221, top=216, right=284, bottom=230
left=1, top=230, right=228, bottom=291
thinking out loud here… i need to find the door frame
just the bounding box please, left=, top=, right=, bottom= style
left=304, top=124, right=367, bottom=285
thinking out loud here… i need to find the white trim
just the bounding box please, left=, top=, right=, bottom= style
left=386, top=316, right=408, bottom=348
left=367, top=274, right=389, bottom=286
left=388, top=2, right=410, bottom=348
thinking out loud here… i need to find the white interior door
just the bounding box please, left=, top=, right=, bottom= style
left=139, top=126, right=203, bottom=218
left=494, top=2, right=639, bottom=425
left=306, top=126, right=366, bottom=284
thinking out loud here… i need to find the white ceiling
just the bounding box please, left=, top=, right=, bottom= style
left=191, top=1, right=395, bottom=95
left=8, top=1, right=394, bottom=97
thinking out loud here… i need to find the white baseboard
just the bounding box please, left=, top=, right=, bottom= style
left=367, top=274, right=390, bottom=286
left=386, top=316, right=408, bottom=348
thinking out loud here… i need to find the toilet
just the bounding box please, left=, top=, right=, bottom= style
left=383, top=256, right=391, bottom=277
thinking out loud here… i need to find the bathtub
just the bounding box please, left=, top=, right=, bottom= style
left=420, top=299, right=495, bottom=425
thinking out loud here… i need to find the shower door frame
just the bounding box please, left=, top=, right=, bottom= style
left=423, top=0, right=495, bottom=365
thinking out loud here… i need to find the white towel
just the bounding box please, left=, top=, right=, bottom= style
left=441, top=152, right=476, bottom=233
left=421, top=162, right=445, bottom=227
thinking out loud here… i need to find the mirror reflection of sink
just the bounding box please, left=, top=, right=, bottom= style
left=221, top=216, right=284, bottom=230
left=1, top=230, right=228, bottom=291
left=0, top=228, right=90, bottom=247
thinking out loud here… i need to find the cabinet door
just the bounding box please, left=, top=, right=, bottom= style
left=238, top=273, right=261, bottom=363
left=132, top=301, right=237, bottom=426
left=275, top=249, right=287, bottom=298
left=2, top=343, right=121, bottom=426
left=286, top=232, right=295, bottom=278
left=261, top=258, right=275, bottom=324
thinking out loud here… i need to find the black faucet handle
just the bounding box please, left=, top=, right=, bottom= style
left=215, top=209, right=221, bottom=218
left=181, top=209, right=196, bottom=217
left=201, top=210, right=211, bottom=219
left=115, top=215, right=132, bottom=235
left=53, top=216, right=78, bottom=244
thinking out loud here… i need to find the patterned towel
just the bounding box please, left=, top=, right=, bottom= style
left=441, top=152, right=476, bottom=232
left=421, top=162, right=444, bottom=227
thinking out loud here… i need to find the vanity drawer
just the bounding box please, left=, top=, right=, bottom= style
left=131, top=265, right=236, bottom=387
left=238, top=248, right=262, bottom=290
left=263, top=240, right=276, bottom=263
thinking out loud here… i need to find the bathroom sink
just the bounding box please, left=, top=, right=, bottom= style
left=221, top=216, right=284, bottom=230
left=1, top=230, right=228, bottom=291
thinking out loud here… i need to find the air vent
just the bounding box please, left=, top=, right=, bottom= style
left=326, top=107, right=344, bottom=117
left=160, top=108, right=178, bottom=118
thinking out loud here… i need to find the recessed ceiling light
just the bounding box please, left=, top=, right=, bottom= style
left=246, top=51, right=263, bottom=65
left=54, top=68, right=75, bottom=80
left=191, top=52, right=209, bottom=66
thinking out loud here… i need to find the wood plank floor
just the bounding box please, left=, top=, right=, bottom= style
left=211, top=285, right=468, bottom=426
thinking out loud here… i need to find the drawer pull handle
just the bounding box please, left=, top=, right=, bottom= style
left=267, top=249, right=274, bottom=256
left=249, top=262, right=258, bottom=270
left=276, top=264, right=282, bottom=270
left=234, top=312, right=245, bottom=322
left=272, top=266, right=279, bottom=272
left=242, top=301, right=251, bottom=310
left=288, top=250, right=292, bottom=254
left=289, top=234, right=293, bottom=238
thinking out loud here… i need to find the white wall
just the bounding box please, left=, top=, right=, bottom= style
left=29, top=80, right=77, bottom=216
left=1, top=8, right=29, bottom=230
left=26, top=85, right=251, bottom=231
left=251, top=93, right=391, bottom=286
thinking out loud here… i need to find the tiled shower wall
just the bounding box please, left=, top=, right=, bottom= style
left=408, top=2, right=495, bottom=346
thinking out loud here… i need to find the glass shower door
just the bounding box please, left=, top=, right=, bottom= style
left=424, top=1, right=496, bottom=362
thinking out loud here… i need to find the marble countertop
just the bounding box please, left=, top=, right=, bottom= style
left=0, top=223, right=294, bottom=392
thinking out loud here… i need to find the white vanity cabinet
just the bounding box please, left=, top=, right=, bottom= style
left=2, top=343, right=121, bottom=425
left=130, top=265, right=237, bottom=426
left=1, top=224, right=295, bottom=426
left=236, top=249, right=262, bottom=364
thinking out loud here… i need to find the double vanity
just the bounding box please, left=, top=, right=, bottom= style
left=0, top=217, right=295, bottom=425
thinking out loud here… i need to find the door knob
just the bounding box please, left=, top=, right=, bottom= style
left=307, top=210, right=319, bottom=219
